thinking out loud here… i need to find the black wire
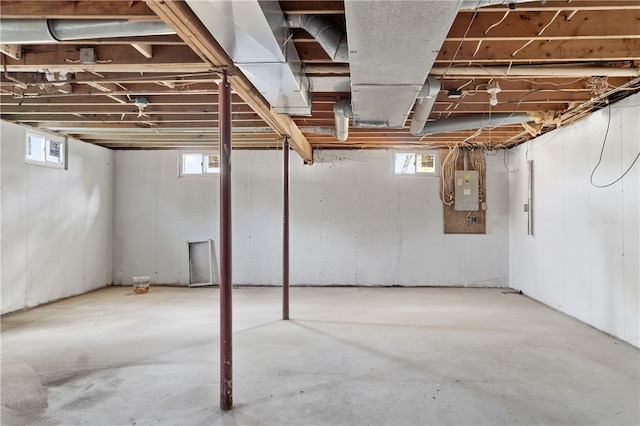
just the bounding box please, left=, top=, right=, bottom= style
left=590, top=103, right=640, bottom=188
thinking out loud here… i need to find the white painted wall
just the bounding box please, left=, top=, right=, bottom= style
left=114, top=149, right=510, bottom=287
left=1, top=121, right=114, bottom=314
left=0, top=124, right=2, bottom=299
left=508, top=93, right=640, bottom=347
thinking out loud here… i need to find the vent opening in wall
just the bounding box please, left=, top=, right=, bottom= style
left=188, top=240, right=217, bottom=287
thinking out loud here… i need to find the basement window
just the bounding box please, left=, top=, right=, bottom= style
left=26, top=133, right=66, bottom=169
left=394, top=152, right=438, bottom=176
left=180, top=152, right=220, bottom=176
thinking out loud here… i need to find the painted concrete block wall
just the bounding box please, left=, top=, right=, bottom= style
left=1, top=121, right=114, bottom=314
left=113, top=150, right=219, bottom=286
left=290, top=150, right=510, bottom=286
left=0, top=126, right=2, bottom=298
left=508, top=92, right=640, bottom=347
left=114, top=149, right=510, bottom=287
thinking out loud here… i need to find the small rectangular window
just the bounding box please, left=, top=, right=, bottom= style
left=27, top=134, right=45, bottom=162
left=416, top=153, right=436, bottom=174
left=26, top=133, right=66, bottom=169
left=394, top=151, right=438, bottom=176
left=205, top=154, right=220, bottom=173
left=182, top=153, right=204, bottom=175
left=46, top=140, right=63, bottom=164
left=180, top=152, right=220, bottom=176
left=395, top=153, right=417, bottom=175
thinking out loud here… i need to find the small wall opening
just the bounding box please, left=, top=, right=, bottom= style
left=188, top=240, right=216, bottom=287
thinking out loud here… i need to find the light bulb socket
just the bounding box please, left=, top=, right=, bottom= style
left=487, top=81, right=501, bottom=106
left=134, top=97, right=149, bottom=108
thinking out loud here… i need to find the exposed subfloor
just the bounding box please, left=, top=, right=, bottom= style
left=1, top=286, right=639, bottom=425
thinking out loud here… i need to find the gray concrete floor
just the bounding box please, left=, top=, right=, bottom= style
left=1, top=286, right=639, bottom=425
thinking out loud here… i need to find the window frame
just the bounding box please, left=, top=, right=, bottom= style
left=25, top=132, right=67, bottom=169
left=179, top=151, right=221, bottom=177
left=393, top=150, right=439, bottom=177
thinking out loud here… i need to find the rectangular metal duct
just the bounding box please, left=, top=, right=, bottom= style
left=344, top=0, right=462, bottom=128
left=186, top=0, right=311, bottom=116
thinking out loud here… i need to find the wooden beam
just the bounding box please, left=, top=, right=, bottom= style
left=1, top=103, right=257, bottom=114
left=71, top=133, right=276, bottom=142
left=435, top=39, right=640, bottom=63
left=297, top=37, right=640, bottom=64
left=278, top=1, right=345, bottom=14
left=8, top=115, right=267, bottom=124
left=0, top=0, right=159, bottom=19
left=83, top=140, right=283, bottom=149
left=1, top=71, right=219, bottom=87
left=146, top=0, right=313, bottom=163
left=131, top=43, right=153, bottom=59
left=0, top=93, right=246, bottom=105
left=2, top=44, right=209, bottom=73
left=2, top=84, right=220, bottom=98
left=468, top=1, right=640, bottom=12
left=448, top=9, right=640, bottom=41
left=304, top=64, right=350, bottom=75
left=1, top=44, right=21, bottom=60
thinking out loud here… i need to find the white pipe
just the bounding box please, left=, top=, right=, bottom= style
left=430, top=66, right=640, bottom=78
left=416, top=112, right=531, bottom=136
left=410, top=77, right=441, bottom=135
left=0, top=19, right=175, bottom=44
left=333, top=99, right=353, bottom=142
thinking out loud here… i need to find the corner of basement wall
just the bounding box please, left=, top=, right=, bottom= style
left=0, top=122, right=3, bottom=305
left=0, top=120, right=114, bottom=314
left=508, top=92, right=640, bottom=348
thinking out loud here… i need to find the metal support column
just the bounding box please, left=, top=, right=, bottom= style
left=283, top=136, right=290, bottom=320
left=219, top=70, right=233, bottom=411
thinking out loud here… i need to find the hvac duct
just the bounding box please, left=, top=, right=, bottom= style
left=343, top=0, right=537, bottom=130
left=186, top=0, right=311, bottom=116
left=344, top=0, right=461, bottom=129
left=415, top=113, right=532, bottom=136
left=333, top=99, right=353, bottom=142
left=0, top=19, right=175, bottom=44
left=286, top=15, right=349, bottom=63
left=409, top=77, right=441, bottom=135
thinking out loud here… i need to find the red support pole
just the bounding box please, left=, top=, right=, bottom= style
left=219, top=71, right=233, bottom=411
left=283, top=136, right=290, bottom=320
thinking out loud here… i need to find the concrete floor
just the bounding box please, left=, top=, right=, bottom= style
left=1, top=286, right=638, bottom=425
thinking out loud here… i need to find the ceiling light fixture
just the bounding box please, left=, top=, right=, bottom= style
left=134, top=97, right=149, bottom=117
left=487, top=81, right=501, bottom=106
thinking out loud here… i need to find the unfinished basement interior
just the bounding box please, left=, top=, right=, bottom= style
left=1, top=1, right=639, bottom=425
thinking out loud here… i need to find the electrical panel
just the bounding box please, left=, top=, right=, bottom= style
left=454, top=170, right=479, bottom=211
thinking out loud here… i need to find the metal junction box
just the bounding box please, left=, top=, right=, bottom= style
left=454, top=170, right=479, bottom=211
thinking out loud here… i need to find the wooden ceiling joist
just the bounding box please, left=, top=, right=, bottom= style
left=0, top=1, right=159, bottom=19
left=449, top=9, right=640, bottom=41
left=1, top=0, right=638, bottom=151
left=145, top=0, right=313, bottom=163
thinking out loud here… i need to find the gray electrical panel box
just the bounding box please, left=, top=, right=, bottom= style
left=454, top=170, right=479, bottom=211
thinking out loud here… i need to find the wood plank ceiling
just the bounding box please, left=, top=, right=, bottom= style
left=1, top=0, right=639, bottom=162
